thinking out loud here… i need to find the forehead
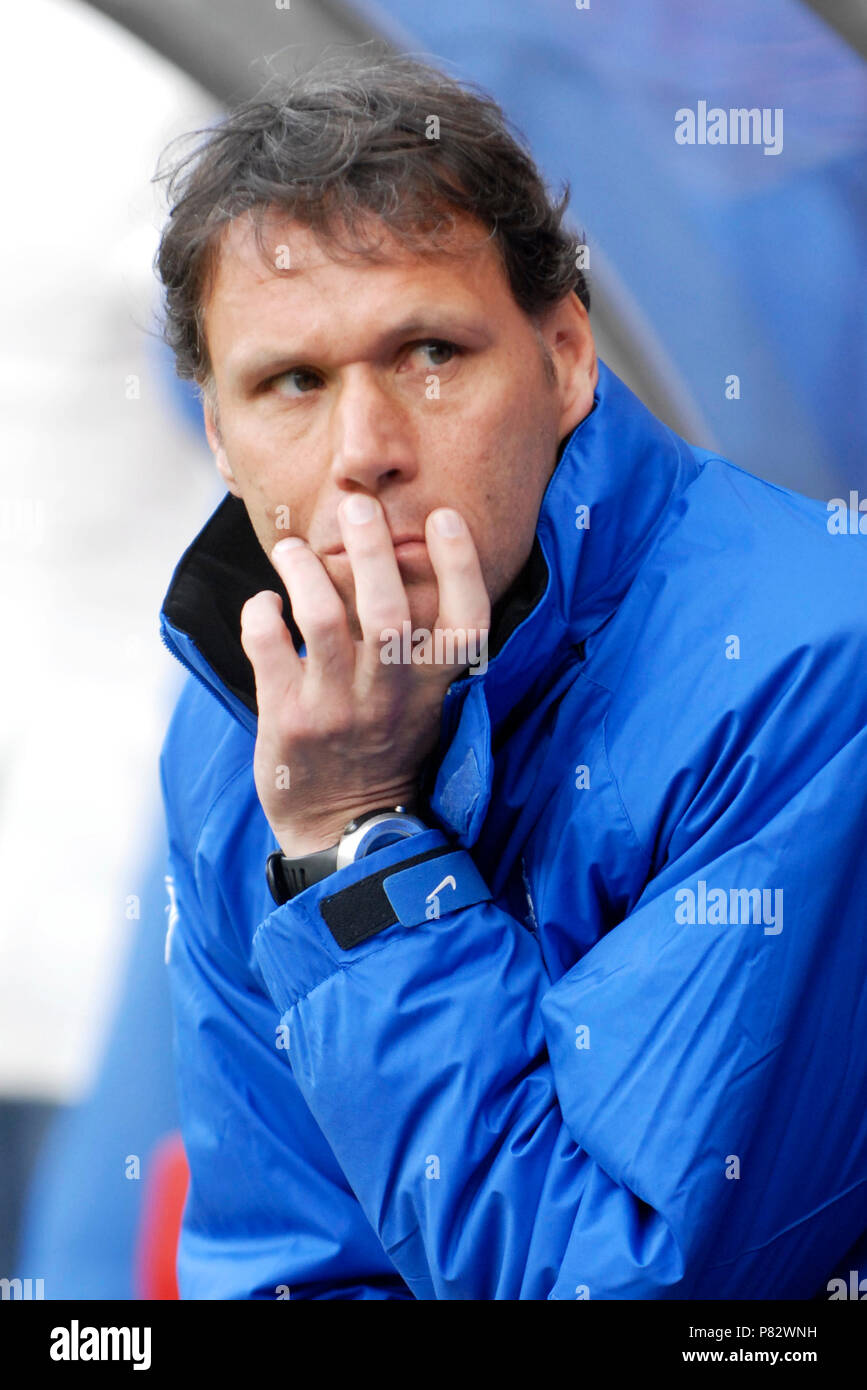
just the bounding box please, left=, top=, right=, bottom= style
left=202, top=207, right=515, bottom=348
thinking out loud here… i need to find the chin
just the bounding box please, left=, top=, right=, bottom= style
left=405, top=584, right=440, bottom=633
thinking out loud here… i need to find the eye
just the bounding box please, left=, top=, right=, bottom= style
left=269, top=367, right=323, bottom=397
left=408, top=339, right=460, bottom=369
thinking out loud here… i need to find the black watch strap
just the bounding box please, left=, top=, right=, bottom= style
left=266, top=845, right=339, bottom=904
left=265, top=805, right=426, bottom=907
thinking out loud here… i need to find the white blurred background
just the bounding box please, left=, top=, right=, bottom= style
left=0, top=0, right=220, bottom=1265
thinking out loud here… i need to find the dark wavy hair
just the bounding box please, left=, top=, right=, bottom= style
left=154, top=47, right=589, bottom=392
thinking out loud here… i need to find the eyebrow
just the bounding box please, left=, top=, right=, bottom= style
left=228, top=311, right=488, bottom=384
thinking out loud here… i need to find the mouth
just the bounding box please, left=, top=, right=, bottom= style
left=392, top=536, right=428, bottom=557
left=321, top=533, right=428, bottom=558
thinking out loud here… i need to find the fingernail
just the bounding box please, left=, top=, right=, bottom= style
left=343, top=494, right=377, bottom=524
left=433, top=508, right=463, bottom=537
left=272, top=537, right=305, bottom=558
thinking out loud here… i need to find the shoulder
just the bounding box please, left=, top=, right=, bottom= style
left=668, top=455, right=867, bottom=634
left=593, top=457, right=867, bottom=860
left=604, top=453, right=867, bottom=691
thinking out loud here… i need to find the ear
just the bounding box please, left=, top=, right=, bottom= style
left=202, top=393, right=242, bottom=498
left=538, top=293, right=598, bottom=439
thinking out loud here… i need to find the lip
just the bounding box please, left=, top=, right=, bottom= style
left=321, top=533, right=427, bottom=556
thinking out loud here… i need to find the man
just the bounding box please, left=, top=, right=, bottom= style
left=156, top=52, right=867, bottom=1299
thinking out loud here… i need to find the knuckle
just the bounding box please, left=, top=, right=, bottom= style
left=367, top=601, right=409, bottom=634
left=322, top=704, right=354, bottom=738
left=302, top=597, right=346, bottom=641
left=334, top=710, right=356, bottom=738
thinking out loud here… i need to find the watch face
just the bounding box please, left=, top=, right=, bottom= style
left=357, top=826, right=411, bottom=857
left=341, top=813, right=427, bottom=867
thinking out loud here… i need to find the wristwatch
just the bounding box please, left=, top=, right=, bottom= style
left=266, top=805, right=430, bottom=905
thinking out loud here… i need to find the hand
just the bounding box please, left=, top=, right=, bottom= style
left=239, top=494, right=490, bottom=858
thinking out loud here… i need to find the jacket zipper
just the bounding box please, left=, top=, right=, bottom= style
left=159, top=621, right=255, bottom=733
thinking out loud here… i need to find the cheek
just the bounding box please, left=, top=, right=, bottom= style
left=225, top=434, right=314, bottom=536
left=460, top=422, right=552, bottom=597
left=241, top=479, right=306, bottom=553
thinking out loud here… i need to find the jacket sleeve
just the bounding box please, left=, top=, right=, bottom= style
left=161, top=755, right=413, bottom=1301
left=251, top=726, right=867, bottom=1300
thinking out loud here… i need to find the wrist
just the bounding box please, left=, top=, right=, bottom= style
left=266, top=804, right=431, bottom=907
left=274, top=793, right=421, bottom=859
left=276, top=823, right=350, bottom=859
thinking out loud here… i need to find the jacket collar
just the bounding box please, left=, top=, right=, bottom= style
left=160, top=360, right=699, bottom=831
left=476, top=357, right=700, bottom=726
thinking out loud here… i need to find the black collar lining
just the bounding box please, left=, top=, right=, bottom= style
left=163, top=496, right=297, bottom=716
left=162, top=495, right=549, bottom=716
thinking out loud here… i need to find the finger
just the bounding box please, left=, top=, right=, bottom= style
left=337, top=493, right=411, bottom=677
left=425, top=509, right=490, bottom=665
left=240, top=589, right=303, bottom=719
left=269, top=536, right=355, bottom=686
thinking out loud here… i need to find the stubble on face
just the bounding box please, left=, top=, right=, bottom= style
left=201, top=209, right=574, bottom=646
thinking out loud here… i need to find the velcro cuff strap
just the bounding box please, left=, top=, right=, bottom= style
left=319, top=845, right=491, bottom=951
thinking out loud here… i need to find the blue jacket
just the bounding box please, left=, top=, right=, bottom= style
left=159, top=360, right=867, bottom=1299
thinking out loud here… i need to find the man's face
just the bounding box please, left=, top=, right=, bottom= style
left=201, top=208, right=597, bottom=638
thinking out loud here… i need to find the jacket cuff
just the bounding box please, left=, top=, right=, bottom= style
left=253, top=828, right=492, bottom=1012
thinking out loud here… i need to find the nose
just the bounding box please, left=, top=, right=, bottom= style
left=329, top=368, right=418, bottom=492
